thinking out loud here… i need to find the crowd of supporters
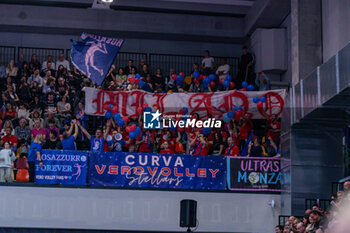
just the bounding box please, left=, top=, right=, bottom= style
left=275, top=181, right=350, bottom=233
left=0, top=46, right=279, bottom=182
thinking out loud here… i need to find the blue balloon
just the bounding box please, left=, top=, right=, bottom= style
left=113, top=113, right=121, bottom=121
left=201, top=127, right=211, bottom=135
left=247, top=84, right=255, bottom=91
left=193, top=71, right=200, bottom=78
left=260, top=96, right=266, bottom=103
left=227, top=111, right=234, bottom=119
left=203, top=82, right=209, bottom=89
left=233, top=106, right=243, bottom=111
left=222, top=113, right=231, bottom=123
left=170, top=123, right=176, bottom=131
left=117, top=119, right=125, bottom=127
left=135, top=73, right=141, bottom=79
left=177, top=75, right=183, bottom=80
left=138, top=80, right=145, bottom=87
left=129, top=131, right=137, bottom=139
left=242, top=81, right=248, bottom=88
left=108, top=104, right=113, bottom=109
left=176, top=78, right=183, bottom=85
left=135, top=126, right=141, bottom=135
left=203, top=78, right=210, bottom=84
left=105, top=110, right=112, bottom=119
left=209, top=74, right=216, bottom=81
left=225, top=75, right=232, bottom=81
left=223, top=80, right=230, bottom=88
left=144, top=106, right=152, bottom=112
left=182, top=107, right=188, bottom=114
left=253, top=97, right=260, bottom=103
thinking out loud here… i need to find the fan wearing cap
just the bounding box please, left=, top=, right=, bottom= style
left=107, top=130, right=128, bottom=152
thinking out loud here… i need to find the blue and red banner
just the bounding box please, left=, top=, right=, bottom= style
left=35, top=150, right=88, bottom=185
left=89, top=152, right=226, bottom=190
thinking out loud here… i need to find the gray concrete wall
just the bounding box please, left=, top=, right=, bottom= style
left=0, top=186, right=281, bottom=233
left=322, top=0, right=350, bottom=62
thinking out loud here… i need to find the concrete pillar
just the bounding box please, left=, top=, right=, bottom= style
left=291, top=0, right=322, bottom=85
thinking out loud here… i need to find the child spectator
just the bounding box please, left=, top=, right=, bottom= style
left=0, top=142, right=16, bottom=182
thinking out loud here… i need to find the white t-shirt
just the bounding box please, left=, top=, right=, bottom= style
left=0, top=149, right=15, bottom=168
left=56, top=60, right=71, bottom=71
left=216, top=64, right=230, bottom=79
left=202, top=57, right=215, bottom=68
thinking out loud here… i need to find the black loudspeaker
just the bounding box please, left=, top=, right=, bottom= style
left=180, top=199, right=197, bottom=228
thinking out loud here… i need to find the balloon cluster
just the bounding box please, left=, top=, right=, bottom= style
left=202, top=74, right=216, bottom=89
left=126, top=124, right=141, bottom=139
left=137, top=103, right=152, bottom=115
left=253, top=96, right=266, bottom=110
left=221, top=75, right=235, bottom=89
left=222, top=106, right=245, bottom=123
left=171, top=72, right=185, bottom=85
left=241, top=81, right=255, bottom=91
left=128, top=73, right=142, bottom=86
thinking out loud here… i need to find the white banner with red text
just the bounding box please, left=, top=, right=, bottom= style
left=84, top=87, right=286, bottom=119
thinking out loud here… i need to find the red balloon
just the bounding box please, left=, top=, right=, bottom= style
left=128, top=77, right=135, bottom=83
left=194, top=79, right=199, bottom=85
left=229, top=82, right=235, bottom=89
left=171, top=74, right=177, bottom=80
left=122, top=116, right=129, bottom=123
left=257, top=101, right=264, bottom=110
left=235, top=110, right=243, bottom=121
left=210, top=81, right=216, bottom=87
left=179, top=108, right=186, bottom=115
left=199, top=74, right=204, bottom=80
left=179, top=72, right=185, bottom=77
left=143, top=103, right=149, bottom=108
left=219, top=79, right=225, bottom=85
left=103, top=104, right=110, bottom=111
left=135, top=79, right=140, bottom=84
left=130, top=124, right=137, bottom=131
left=240, top=88, right=247, bottom=91
left=111, top=106, right=118, bottom=114
left=125, top=126, right=131, bottom=133
left=137, top=107, right=143, bottom=115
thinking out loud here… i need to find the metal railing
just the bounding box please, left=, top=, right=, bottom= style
left=305, top=198, right=331, bottom=211
left=18, top=47, right=65, bottom=65
left=0, top=46, right=16, bottom=65
left=2, top=45, right=239, bottom=77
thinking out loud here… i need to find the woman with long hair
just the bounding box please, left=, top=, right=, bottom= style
left=28, top=134, right=43, bottom=182
left=5, top=59, right=18, bottom=78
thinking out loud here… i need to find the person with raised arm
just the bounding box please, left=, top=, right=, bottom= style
left=78, top=120, right=109, bottom=153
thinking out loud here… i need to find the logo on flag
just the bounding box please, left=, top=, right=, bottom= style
left=143, top=110, right=162, bottom=129
left=70, top=33, right=124, bottom=85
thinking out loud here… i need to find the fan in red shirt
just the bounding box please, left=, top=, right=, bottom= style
left=267, top=114, right=281, bottom=143
left=190, top=132, right=209, bottom=155
left=160, top=130, right=176, bottom=152
left=239, top=114, right=253, bottom=142
left=0, top=127, right=18, bottom=148
left=136, top=130, right=154, bottom=153
left=224, top=136, right=240, bottom=156
left=159, top=141, right=173, bottom=154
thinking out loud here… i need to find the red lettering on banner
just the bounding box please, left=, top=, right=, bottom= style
left=209, top=169, right=219, bottom=178
left=147, top=167, right=158, bottom=176
left=121, top=166, right=131, bottom=175
left=92, top=91, right=106, bottom=115
left=218, top=91, right=250, bottom=114
left=152, top=93, right=167, bottom=112
left=185, top=168, right=195, bottom=177
left=95, top=165, right=106, bottom=174
left=188, top=93, right=218, bottom=119
left=134, top=166, right=144, bottom=175
left=130, top=91, right=147, bottom=118
left=197, top=168, right=207, bottom=177
left=108, top=165, right=118, bottom=175
left=161, top=167, right=171, bottom=176
left=174, top=168, right=183, bottom=177
left=258, top=92, right=284, bottom=118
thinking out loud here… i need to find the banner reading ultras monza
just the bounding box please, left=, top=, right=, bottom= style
left=85, top=87, right=286, bottom=119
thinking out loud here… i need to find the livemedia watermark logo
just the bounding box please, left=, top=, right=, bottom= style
left=143, top=110, right=222, bottom=129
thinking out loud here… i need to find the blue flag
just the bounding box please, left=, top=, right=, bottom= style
left=70, top=33, right=124, bottom=85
